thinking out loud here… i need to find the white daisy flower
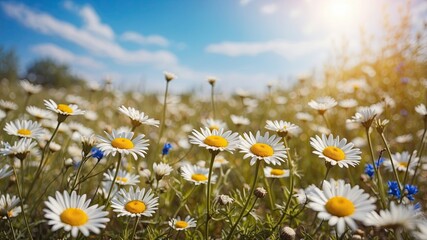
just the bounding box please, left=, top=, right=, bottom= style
left=118, top=106, right=159, bottom=128
left=308, top=96, right=337, bottom=114
left=364, top=202, right=420, bottom=233
left=415, top=104, right=427, bottom=116
left=0, top=100, right=18, bottom=112
left=264, top=166, right=289, bottom=178
left=383, top=151, right=418, bottom=175
left=265, top=120, right=301, bottom=138
left=99, top=181, right=119, bottom=199
left=230, top=115, right=250, bottom=126
left=44, top=99, right=85, bottom=117
left=239, top=131, right=287, bottom=166
left=307, top=179, right=376, bottom=236
left=181, top=164, right=217, bottom=185
left=0, top=138, right=37, bottom=159
left=153, top=162, right=173, bottom=179
left=26, top=106, right=56, bottom=120
left=202, top=118, right=227, bottom=131
left=339, top=99, right=358, bottom=109
left=350, top=106, right=377, bottom=128
left=0, top=194, right=21, bottom=219
left=169, top=216, right=197, bottom=231
left=310, top=134, right=361, bottom=168
left=104, top=169, right=140, bottom=186
left=97, top=129, right=149, bottom=160
left=4, top=119, right=46, bottom=139
left=164, top=71, right=177, bottom=81
left=0, top=109, right=5, bottom=120
left=213, top=155, right=229, bottom=168
left=20, top=80, right=42, bottom=94
left=44, top=191, right=109, bottom=238
left=111, top=187, right=159, bottom=218
left=296, top=112, right=313, bottom=122
left=395, top=134, right=413, bottom=143
left=0, top=165, right=12, bottom=180
left=413, top=221, right=427, bottom=240
left=189, top=127, right=240, bottom=153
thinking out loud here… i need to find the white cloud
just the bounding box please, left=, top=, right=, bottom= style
left=1, top=2, right=177, bottom=67
left=260, top=4, right=278, bottom=14
left=31, top=43, right=104, bottom=69
left=240, top=0, right=252, bottom=6
left=121, top=31, right=169, bottom=47
left=205, top=39, right=328, bottom=59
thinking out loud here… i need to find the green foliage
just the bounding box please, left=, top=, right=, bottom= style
left=0, top=46, right=19, bottom=81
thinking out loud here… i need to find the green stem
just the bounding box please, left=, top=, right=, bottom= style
left=105, top=154, right=122, bottom=205
left=226, top=160, right=261, bottom=240
left=263, top=175, right=275, bottom=210
left=366, top=128, right=386, bottom=208
left=243, top=197, right=259, bottom=218
left=321, top=113, right=331, bottom=130
left=211, top=84, right=216, bottom=119
left=7, top=216, right=16, bottom=240
left=11, top=162, right=33, bottom=240
left=205, top=150, right=218, bottom=240
left=157, top=81, right=170, bottom=151
left=411, top=141, right=426, bottom=185
left=379, top=133, right=403, bottom=191
left=409, top=124, right=427, bottom=185
left=173, top=185, right=197, bottom=218
left=71, top=155, right=89, bottom=191
left=131, top=217, right=140, bottom=240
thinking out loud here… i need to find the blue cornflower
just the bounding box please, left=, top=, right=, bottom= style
left=387, top=181, right=401, bottom=199
left=90, top=147, right=104, bottom=161
left=364, top=164, right=375, bottom=178
left=162, top=143, right=172, bottom=155
left=376, top=157, right=384, bottom=167
left=404, top=184, right=418, bottom=201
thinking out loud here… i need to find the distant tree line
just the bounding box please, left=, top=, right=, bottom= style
left=0, top=46, right=85, bottom=87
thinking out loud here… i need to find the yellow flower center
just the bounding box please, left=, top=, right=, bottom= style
left=203, top=135, right=228, bottom=148
left=191, top=174, right=208, bottom=182
left=7, top=211, right=13, bottom=218
left=270, top=169, right=285, bottom=176
left=250, top=143, right=274, bottom=157
left=116, top=177, right=128, bottom=183
left=323, top=146, right=345, bottom=161
left=17, top=129, right=32, bottom=136
left=209, top=125, right=219, bottom=131
left=398, top=162, right=408, bottom=168
left=111, top=138, right=134, bottom=149
left=125, top=200, right=146, bottom=214
left=60, top=208, right=89, bottom=226
left=57, top=104, right=73, bottom=114
left=325, top=196, right=355, bottom=217
left=175, top=220, right=189, bottom=229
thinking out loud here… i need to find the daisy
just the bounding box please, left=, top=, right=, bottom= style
left=0, top=138, right=37, bottom=160
left=104, top=169, right=140, bottom=186
left=118, top=106, right=160, bottom=128
left=20, top=80, right=42, bottom=95
left=296, top=112, right=313, bottom=122
left=4, top=119, right=46, bottom=139
left=26, top=106, right=55, bottom=120
left=265, top=120, right=301, bottom=138
left=239, top=131, right=287, bottom=166
left=0, top=165, right=12, bottom=180
left=0, top=193, right=21, bottom=219
left=383, top=151, right=418, bottom=175
left=339, top=99, right=358, bottom=109
left=169, top=216, right=197, bottom=231
left=264, top=166, right=289, bottom=178
left=97, top=129, right=149, bottom=160
left=111, top=187, right=159, bottom=218
left=307, top=179, right=376, bottom=236
left=153, top=162, right=173, bottom=179
left=0, top=100, right=18, bottom=112
left=164, top=71, right=177, bottom=81
left=189, top=127, right=240, bottom=153
left=230, top=115, right=250, bottom=126
left=415, top=104, right=427, bottom=116
left=350, top=106, right=377, bottom=128
left=364, top=202, right=420, bottom=233
left=44, top=191, right=109, bottom=238
left=202, top=118, right=227, bottom=131
left=310, top=134, right=361, bottom=168
left=44, top=99, right=85, bottom=120
left=0, top=110, right=5, bottom=120
left=181, top=164, right=217, bottom=185
left=413, top=221, right=427, bottom=240
left=308, top=96, right=337, bottom=114
left=213, top=155, right=229, bottom=168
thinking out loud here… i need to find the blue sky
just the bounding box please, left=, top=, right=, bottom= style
left=1, top=0, right=426, bottom=93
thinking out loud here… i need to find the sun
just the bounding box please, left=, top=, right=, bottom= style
left=321, top=0, right=363, bottom=31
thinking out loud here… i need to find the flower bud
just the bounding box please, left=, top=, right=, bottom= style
left=254, top=187, right=267, bottom=199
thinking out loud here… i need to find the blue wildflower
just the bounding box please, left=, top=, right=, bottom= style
left=376, top=157, right=384, bottom=167
left=90, top=147, right=104, bottom=161
left=162, top=143, right=172, bottom=155
left=404, top=184, right=418, bottom=201
left=387, top=181, right=401, bottom=199
left=364, top=164, right=375, bottom=178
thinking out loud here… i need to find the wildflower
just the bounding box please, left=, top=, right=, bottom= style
left=153, top=162, right=173, bottom=180
left=213, top=155, right=229, bottom=168
left=415, top=104, right=427, bottom=116
left=216, top=194, right=234, bottom=205
left=387, top=181, right=401, bottom=199
left=162, top=143, right=172, bottom=155
left=264, top=166, right=289, bottom=178
left=339, top=99, right=358, bottom=109
left=26, top=106, right=55, bottom=120
left=310, top=134, right=361, bottom=168
left=4, top=119, right=46, bottom=139
left=104, top=169, right=140, bottom=186
left=169, top=216, right=197, bottom=231
left=97, top=129, right=149, bottom=160
left=230, top=115, right=250, bottom=126
left=295, top=112, right=313, bottom=122
left=189, top=128, right=240, bottom=153
left=239, top=131, right=287, bottom=166
left=350, top=106, right=377, bottom=128
left=164, top=71, right=177, bottom=82
left=118, top=106, right=159, bottom=128
left=0, top=100, right=18, bottom=113
left=364, top=158, right=383, bottom=178
left=89, top=147, right=103, bottom=161
left=308, top=96, right=337, bottom=114
left=254, top=187, right=267, bottom=198
left=111, top=187, right=159, bottom=218
left=383, top=151, right=418, bottom=175
left=0, top=194, right=21, bottom=219
left=0, top=165, right=12, bottom=180
left=44, top=99, right=85, bottom=122
left=279, top=226, right=296, bottom=240
left=413, top=221, right=427, bottom=239
left=44, top=191, right=109, bottom=238
left=181, top=164, right=217, bottom=185
left=265, top=120, right=301, bottom=138
left=0, top=138, right=37, bottom=160
left=404, top=184, right=418, bottom=201
left=20, top=80, right=42, bottom=95
left=207, top=76, right=217, bottom=86
left=202, top=118, right=227, bottom=131
left=307, top=179, right=376, bottom=236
